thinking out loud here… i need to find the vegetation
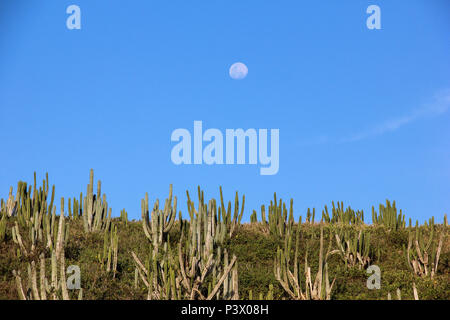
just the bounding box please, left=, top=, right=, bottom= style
left=0, top=170, right=448, bottom=300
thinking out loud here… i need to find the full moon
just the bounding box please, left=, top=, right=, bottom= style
left=229, top=62, right=248, bottom=80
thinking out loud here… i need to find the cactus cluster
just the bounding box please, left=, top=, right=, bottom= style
left=218, top=186, right=245, bottom=238
left=81, top=169, right=112, bottom=233
left=404, top=216, right=446, bottom=279
left=12, top=199, right=79, bottom=300
left=274, top=224, right=335, bottom=300
left=1, top=170, right=449, bottom=300
left=141, top=185, right=177, bottom=253
left=120, top=209, right=128, bottom=225
left=372, top=200, right=405, bottom=231
left=132, top=186, right=240, bottom=300
left=260, top=193, right=295, bottom=238
left=322, top=201, right=364, bottom=225
left=334, top=229, right=371, bottom=269
left=4, top=174, right=71, bottom=257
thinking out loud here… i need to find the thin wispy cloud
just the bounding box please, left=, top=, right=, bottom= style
left=339, top=89, right=450, bottom=143
left=299, top=89, right=450, bottom=146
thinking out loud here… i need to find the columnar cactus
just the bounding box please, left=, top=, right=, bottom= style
left=372, top=200, right=406, bottom=231
left=322, top=201, right=364, bottom=225
left=264, top=193, right=294, bottom=238
left=98, top=223, right=119, bottom=278
left=404, top=216, right=446, bottom=279
left=12, top=199, right=78, bottom=300
left=3, top=173, right=62, bottom=254
left=82, top=169, right=111, bottom=233
left=131, top=237, right=237, bottom=300
left=186, top=187, right=227, bottom=246
left=250, top=210, right=258, bottom=223
left=218, top=186, right=244, bottom=238
left=274, top=224, right=335, bottom=300
left=0, top=214, right=6, bottom=243
left=141, top=184, right=176, bottom=252
left=334, top=229, right=371, bottom=269
left=133, top=186, right=239, bottom=300
left=120, top=209, right=128, bottom=225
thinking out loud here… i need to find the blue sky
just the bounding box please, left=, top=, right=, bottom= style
left=1, top=0, right=449, bottom=223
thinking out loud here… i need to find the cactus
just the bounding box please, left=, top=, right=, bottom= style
left=334, top=229, right=371, bottom=269
left=3, top=173, right=63, bottom=254
left=186, top=187, right=227, bottom=246
left=250, top=210, right=258, bottom=224
left=120, top=209, right=128, bottom=225
left=372, top=200, right=405, bottom=231
left=131, top=240, right=237, bottom=300
left=306, top=207, right=315, bottom=224
left=274, top=224, right=335, bottom=300
left=264, top=193, right=294, bottom=238
left=5, top=186, right=18, bottom=217
left=404, top=217, right=446, bottom=279
left=0, top=213, right=6, bottom=243
left=218, top=186, right=244, bottom=238
left=133, top=186, right=239, bottom=300
left=82, top=169, right=111, bottom=233
left=131, top=242, right=176, bottom=300
left=98, top=223, right=119, bottom=278
left=142, top=184, right=176, bottom=253
left=322, top=201, right=364, bottom=225
left=12, top=201, right=76, bottom=300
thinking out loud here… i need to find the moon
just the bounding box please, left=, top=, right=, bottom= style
left=229, top=62, right=248, bottom=80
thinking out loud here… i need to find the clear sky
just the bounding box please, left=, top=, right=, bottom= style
left=1, top=0, right=449, bottom=223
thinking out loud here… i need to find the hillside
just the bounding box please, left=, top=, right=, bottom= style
left=0, top=171, right=449, bottom=300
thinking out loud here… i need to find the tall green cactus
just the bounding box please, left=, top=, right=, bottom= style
left=0, top=213, right=6, bottom=243
left=141, top=184, right=176, bottom=252
left=264, top=193, right=294, bottom=238
left=98, top=223, right=119, bottom=278
left=334, top=229, right=371, bottom=269
left=372, top=200, right=405, bottom=231
left=404, top=216, right=446, bottom=279
left=12, top=200, right=77, bottom=300
left=274, top=224, right=335, bottom=300
left=322, top=201, right=364, bottom=225
left=82, top=169, right=111, bottom=233
left=186, top=187, right=228, bottom=245
left=120, top=209, right=128, bottom=225
left=218, top=186, right=244, bottom=238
